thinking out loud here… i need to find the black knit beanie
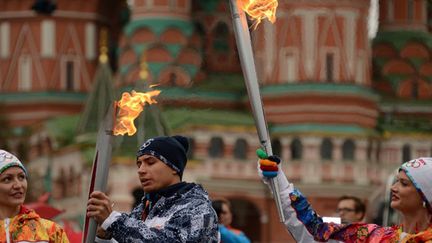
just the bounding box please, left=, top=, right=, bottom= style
left=136, top=135, right=189, bottom=178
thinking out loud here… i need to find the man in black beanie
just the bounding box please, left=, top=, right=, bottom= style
left=87, top=135, right=218, bottom=243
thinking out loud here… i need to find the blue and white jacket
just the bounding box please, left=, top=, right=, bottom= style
left=96, top=182, right=218, bottom=243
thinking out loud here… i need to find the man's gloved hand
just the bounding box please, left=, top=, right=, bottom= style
left=256, top=148, right=281, bottom=178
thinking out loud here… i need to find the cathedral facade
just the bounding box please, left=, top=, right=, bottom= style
left=1, top=0, right=431, bottom=242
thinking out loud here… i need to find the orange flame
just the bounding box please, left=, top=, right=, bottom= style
left=240, top=0, right=278, bottom=29
left=113, top=90, right=161, bottom=136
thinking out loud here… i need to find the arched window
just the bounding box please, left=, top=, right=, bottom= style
left=68, top=166, right=75, bottom=197
left=407, top=0, right=414, bottom=20
left=234, top=138, right=248, bottom=160
left=325, top=53, right=334, bottom=82
left=376, top=142, right=381, bottom=163
left=59, top=168, right=67, bottom=198
left=290, top=138, right=302, bottom=160
left=387, top=0, right=394, bottom=21
left=342, top=139, right=355, bottom=161
left=320, top=138, right=333, bottom=160
left=366, top=140, right=373, bottom=162
left=194, top=22, right=205, bottom=36
left=411, top=79, right=419, bottom=99
left=271, top=139, right=282, bottom=157
left=208, top=137, right=224, bottom=158
left=212, top=22, right=229, bottom=52
left=187, top=137, right=195, bottom=159
left=402, top=144, right=411, bottom=163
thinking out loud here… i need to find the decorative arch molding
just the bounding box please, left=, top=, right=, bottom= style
left=119, top=35, right=129, bottom=49
left=124, top=64, right=154, bottom=85
left=130, top=27, right=157, bottom=44
left=419, top=62, right=432, bottom=76
left=400, top=41, right=430, bottom=59
left=373, top=42, right=398, bottom=58
left=382, top=59, right=416, bottom=75
left=146, top=45, right=173, bottom=63
left=49, top=23, right=91, bottom=91
left=158, top=66, right=191, bottom=87
left=189, top=32, right=203, bottom=49
left=119, top=47, right=137, bottom=67
left=177, top=47, right=202, bottom=66
left=398, top=78, right=432, bottom=99
left=3, top=23, right=47, bottom=91
left=209, top=17, right=232, bottom=33
left=160, top=27, right=187, bottom=45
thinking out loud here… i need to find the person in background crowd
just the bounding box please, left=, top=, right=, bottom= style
left=0, top=149, right=69, bottom=243
left=257, top=148, right=432, bottom=242
left=336, top=195, right=366, bottom=224
left=212, top=198, right=251, bottom=243
left=87, top=135, right=218, bottom=243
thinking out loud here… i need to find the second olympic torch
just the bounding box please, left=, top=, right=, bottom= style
left=228, top=0, right=285, bottom=222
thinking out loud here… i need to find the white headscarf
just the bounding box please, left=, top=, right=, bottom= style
left=400, top=157, right=432, bottom=211
left=0, top=149, right=27, bottom=176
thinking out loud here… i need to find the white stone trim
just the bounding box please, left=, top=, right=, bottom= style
left=0, top=22, right=10, bottom=58
left=41, top=20, right=55, bottom=58
left=279, top=47, right=299, bottom=83
left=18, top=55, right=32, bottom=91
left=85, top=22, right=96, bottom=60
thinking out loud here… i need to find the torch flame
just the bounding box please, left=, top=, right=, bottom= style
left=240, top=0, right=278, bottom=29
left=113, top=90, right=161, bottom=136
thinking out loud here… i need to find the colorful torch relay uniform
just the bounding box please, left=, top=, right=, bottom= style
left=0, top=206, right=69, bottom=243
left=96, top=182, right=218, bottom=243
left=269, top=173, right=432, bottom=243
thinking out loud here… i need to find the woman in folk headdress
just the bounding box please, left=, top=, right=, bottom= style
left=258, top=149, right=432, bottom=242
left=0, top=149, right=69, bottom=243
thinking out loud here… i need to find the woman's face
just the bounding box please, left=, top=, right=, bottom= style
left=219, top=203, right=233, bottom=226
left=0, top=167, right=27, bottom=210
left=390, top=170, right=424, bottom=213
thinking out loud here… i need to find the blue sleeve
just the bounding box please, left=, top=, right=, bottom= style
left=219, top=225, right=251, bottom=243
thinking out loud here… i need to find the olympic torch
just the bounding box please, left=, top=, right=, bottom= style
left=83, top=89, right=160, bottom=242
left=228, top=0, right=285, bottom=222
left=83, top=103, right=116, bottom=243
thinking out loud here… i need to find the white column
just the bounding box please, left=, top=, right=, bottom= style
left=41, top=20, right=55, bottom=57
left=18, top=55, right=32, bottom=91
left=294, top=9, right=325, bottom=79
left=337, top=9, right=359, bottom=78
left=85, top=23, right=96, bottom=60
left=0, top=22, right=10, bottom=58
